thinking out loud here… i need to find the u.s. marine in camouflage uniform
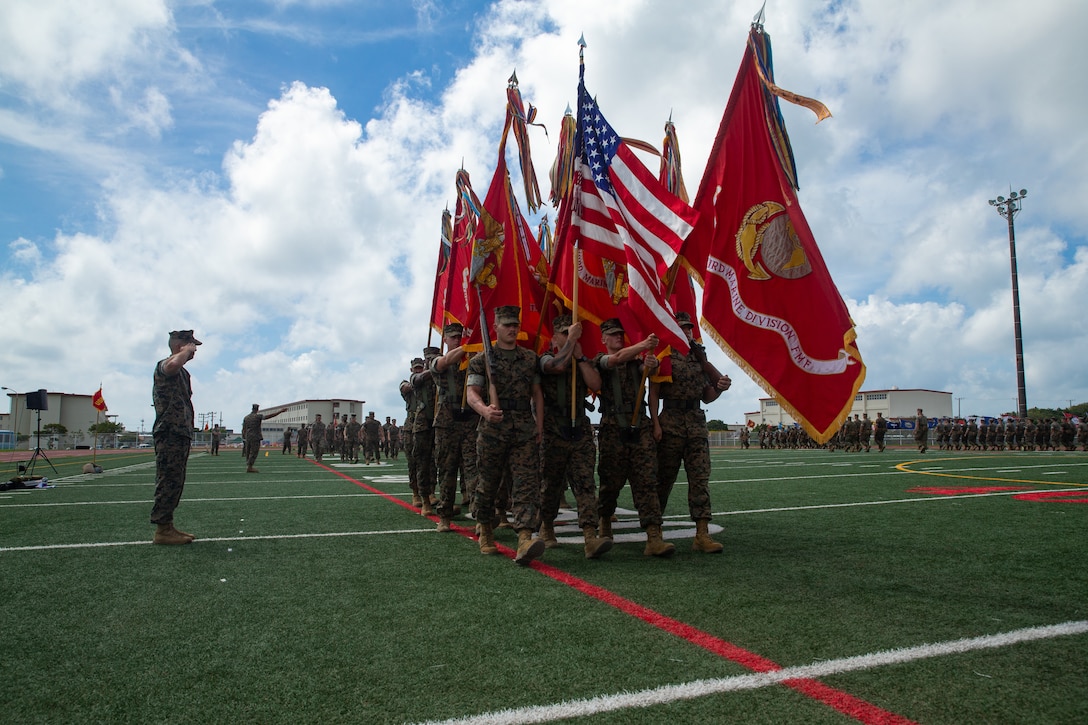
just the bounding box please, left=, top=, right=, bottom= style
left=409, top=347, right=440, bottom=514
left=594, top=317, right=674, bottom=557
left=429, top=322, right=480, bottom=532
left=150, top=329, right=201, bottom=545
left=363, top=411, right=384, bottom=463
left=649, top=312, right=731, bottom=554
left=296, top=423, right=308, bottom=458
left=385, top=417, right=400, bottom=459
left=344, top=414, right=362, bottom=464
left=399, top=359, right=423, bottom=504
left=309, top=413, right=326, bottom=461
left=914, top=409, right=929, bottom=453
left=538, top=315, right=612, bottom=559
left=466, top=305, right=545, bottom=565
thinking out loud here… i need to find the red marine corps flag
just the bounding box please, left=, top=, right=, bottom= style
left=92, top=387, right=108, bottom=412
left=684, top=24, right=864, bottom=443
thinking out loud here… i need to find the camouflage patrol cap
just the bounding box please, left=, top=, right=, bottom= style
left=552, top=314, right=572, bottom=334
left=600, top=317, right=624, bottom=335
left=410, top=357, right=425, bottom=369
left=423, top=346, right=441, bottom=359
left=674, top=311, right=695, bottom=328
left=494, top=306, right=521, bottom=325
left=443, top=322, right=464, bottom=337
left=169, top=329, right=202, bottom=345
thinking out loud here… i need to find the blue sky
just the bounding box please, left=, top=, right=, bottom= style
left=2, top=0, right=1086, bottom=431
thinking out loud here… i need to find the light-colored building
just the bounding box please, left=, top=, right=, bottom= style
left=251, top=399, right=368, bottom=444
left=746, top=388, right=953, bottom=428
left=2, top=390, right=105, bottom=449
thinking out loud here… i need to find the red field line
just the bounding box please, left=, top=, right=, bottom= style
left=332, top=463, right=915, bottom=724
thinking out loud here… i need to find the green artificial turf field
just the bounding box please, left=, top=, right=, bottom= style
left=2, top=446, right=1085, bottom=723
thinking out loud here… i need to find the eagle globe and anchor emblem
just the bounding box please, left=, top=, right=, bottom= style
left=735, top=201, right=812, bottom=281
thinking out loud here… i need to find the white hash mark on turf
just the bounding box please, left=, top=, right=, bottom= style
left=418, top=621, right=1088, bottom=725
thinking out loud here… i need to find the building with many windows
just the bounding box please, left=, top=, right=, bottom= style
left=251, top=399, right=369, bottom=445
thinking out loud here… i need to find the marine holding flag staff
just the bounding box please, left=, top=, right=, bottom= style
left=593, top=318, right=674, bottom=558
left=538, top=314, right=612, bottom=560
left=649, top=312, right=730, bottom=554
left=466, top=305, right=546, bottom=565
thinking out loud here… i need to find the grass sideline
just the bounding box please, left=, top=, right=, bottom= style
left=0, top=446, right=1085, bottom=723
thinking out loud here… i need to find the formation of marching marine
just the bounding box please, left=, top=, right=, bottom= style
left=391, top=306, right=732, bottom=565
left=287, top=411, right=404, bottom=464
left=282, top=306, right=1088, bottom=566
left=763, top=411, right=1088, bottom=453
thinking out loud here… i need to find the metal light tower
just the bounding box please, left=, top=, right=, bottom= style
left=988, top=188, right=1028, bottom=418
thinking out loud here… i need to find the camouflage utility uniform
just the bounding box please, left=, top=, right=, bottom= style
left=151, top=356, right=194, bottom=524
left=467, top=346, right=541, bottom=532
left=538, top=350, right=599, bottom=533
left=594, top=354, right=664, bottom=530
left=652, top=346, right=714, bottom=521
left=431, top=355, right=479, bottom=520
left=310, top=417, right=326, bottom=460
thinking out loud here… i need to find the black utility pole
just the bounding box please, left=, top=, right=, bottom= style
left=988, top=188, right=1028, bottom=418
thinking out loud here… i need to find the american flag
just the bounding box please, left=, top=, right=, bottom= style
left=572, top=69, right=697, bottom=355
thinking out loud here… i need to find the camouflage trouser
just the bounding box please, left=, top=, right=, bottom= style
left=474, top=423, right=540, bottom=532
left=539, top=422, right=598, bottom=529
left=435, top=418, right=479, bottom=519
left=346, top=439, right=358, bottom=462
left=151, top=436, right=191, bottom=524
left=312, top=440, right=325, bottom=461
left=403, top=429, right=416, bottom=493
left=656, top=429, right=712, bottom=521
left=365, top=437, right=382, bottom=462
left=245, top=438, right=261, bottom=467
left=412, top=428, right=435, bottom=498
left=597, top=423, right=662, bottom=529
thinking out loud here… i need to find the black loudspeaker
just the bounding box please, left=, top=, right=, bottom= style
left=25, top=389, right=48, bottom=411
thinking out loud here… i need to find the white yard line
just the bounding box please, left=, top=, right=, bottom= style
left=0, top=527, right=433, bottom=552
left=420, top=620, right=1088, bottom=725
left=0, top=491, right=409, bottom=508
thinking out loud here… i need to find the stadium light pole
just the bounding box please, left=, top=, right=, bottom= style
left=988, top=188, right=1028, bottom=419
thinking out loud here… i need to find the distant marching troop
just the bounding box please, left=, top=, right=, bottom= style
left=759, top=410, right=1088, bottom=454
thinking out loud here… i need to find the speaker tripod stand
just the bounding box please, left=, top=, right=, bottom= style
left=20, top=409, right=58, bottom=478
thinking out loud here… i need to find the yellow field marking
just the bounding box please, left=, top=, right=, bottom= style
left=896, top=456, right=1088, bottom=487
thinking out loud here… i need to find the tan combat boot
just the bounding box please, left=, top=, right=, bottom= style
left=246, top=466, right=259, bottom=473
left=692, top=519, right=723, bottom=554
left=171, top=524, right=196, bottom=541
left=436, top=517, right=452, bottom=533
left=583, top=525, right=613, bottom=560
left=514, top=529, right=545, bottom=565
left=643, top=524, right=675, bottom=558
left=477, top=522, right=498, bottom=555
left=598, top=517, right=612, bottom=539
left=411, top=493, right=422, bottom=508
left=496, top=509, right=513, bottom=529
left=539, top=522, right=559, bottom=549
left=420, top=499, right=434, bottom=516
left=153, top=523, right=192, bottom=546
